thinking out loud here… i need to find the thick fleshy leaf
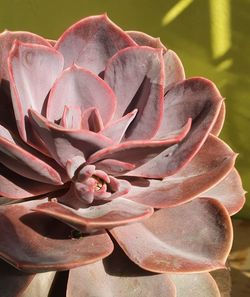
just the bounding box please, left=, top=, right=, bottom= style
left=81, top=107, right=104, bottom=132
left=8, top=41, right=64, bottom=141
left=22, top=271, right=56, bottom=297
left=60, top=105, right=82, bottom=129
left=200, top=168, right=246, bottom=215
left=0, top=126, right=63, bottom=185
left=55, top=14, right=136, bottom=74
left=104, top=46, right=164, bottom=140
left=29, top=109, right=113, bottom=166
left=88, top=119, right=191, bottom=171
left=46, top=65, right=116, bottom=125
left=163, top=49, right=185, bottom=93
left=0, top=199, right=114, bottom=273
left=95, top=159, right=135, bottom=176
left=211, top=101, right=226, bottom=136
left=126, top=31, right=166, bottom=49
left=0, top=164, right=61, bottom=199
left=124, top=134, right=236, bottom=208
left=169, top=273, right=220, bottom=297
left=33, top=198, right=153, bottom=231
left=0, top=31, right=51, bottom=133
left=0, top=259, right=35, bottom=297
left=130, top=78, right=223, bottom=177
left=67, top=261, right=175, bottom=297
left=111, top=198, right=232, bottom=273
left=101, top=109, right=138, bottom=143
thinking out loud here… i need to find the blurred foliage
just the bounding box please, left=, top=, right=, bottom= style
left=0, top=0, right=249, bottom=218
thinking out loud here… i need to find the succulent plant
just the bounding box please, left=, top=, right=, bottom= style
left=0, top=14, right=245, bottom=297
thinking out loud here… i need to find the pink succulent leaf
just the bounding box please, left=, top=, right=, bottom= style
left=210, top=101, right=226, bottom=136
left=111, top=198, right=232, bottom=273
left=169, top=273, right=220, bottom=297
left=88, top=118, right=191, bottom=170
left=104, top=46, right=164, bottom=140
left=129, top=78, right=223, bottom=178
left=126, top=30, right=166, bottom=49
left=81, top=107, right=104, bottom=132
left=0, top=125, right=63, bottom=185
left=0, top=259, right=35, bottom=297
left=55, top=14, right=136, bottom=75
left=46, top=65, right=116, bottom=125
left=0, top=31, right=51, bottom=135
left=32, top=198, right=153, bottom=232
left=0, top=164, right=62, bottom=199
left=101, top=109, right=138, bottom=143
left=200, top=168, right=246, bottom=215
left=29, top=109, right=113, bottom=167
left=0, top=199, right=114, bottom=273
left=95, top=159, right=135, bottom=176
left=60, top=105, right=82, bottom=129
left=8, top=41, right=64, bottom=141
left=163, top=49, right=185, bottom=93
left=67, top=261, right=175, bottom=297
left=124, top=134, right=236, bottom=208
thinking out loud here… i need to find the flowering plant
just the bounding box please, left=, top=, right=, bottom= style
left=0, top=14, right=245, bottom=296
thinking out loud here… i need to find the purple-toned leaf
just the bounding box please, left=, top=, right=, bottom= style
left=95, top=159, right=135, bottom=176
left=29, top=109, right=113, bottom=167
left=0, top=259, right=35, bottom=297
left=0, top=199, right=114, bottom=273
left=111, top=198, right=232, bottom=273
left=0, top=126, right=63, bottom=185
left=55, top=14, right=136, bottom=74
left=126, top=31, right=166, bottom=49
left=8, top=41, right=64, bottom=141
left=211, top=101, right=226, bottom=136
left=32, top=198, right=153, bottom=231
left=125, top=134, right=236, bottom=208
left=46, top=65, right=116, bottom=125
left=131, top=78, right=223, bottom=177
left=169, top=273, right=220, bottom=297
left=67, top=261, right=175, bottom=297
left=163, top=49, right=185, bottom=93
left=200, top=168, right=246, bottom=215
left=88, top=119, right=191, bottom=172
left=60, top=105, right=82, bottom=129
left=81, top=107, right=104, bottom=132
left=0, top=31, right=51, bottom=133
left=0, top=164, right=61, bottom=199
left=104, top=46, right=164, bottom=140
left=101, top=109, right=138, bottom=143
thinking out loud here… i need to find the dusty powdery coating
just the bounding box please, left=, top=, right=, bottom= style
left=0, top=14, right=245, bottom=297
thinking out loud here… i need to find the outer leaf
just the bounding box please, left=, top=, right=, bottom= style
left=8, top=41, right=64, bottom=141
left=169, top=273, right=220, bottom=297
left=0, top=199, right=114, bottom=273
left=55, top=14, right=136, bottom=74
left=32, top=198, right=153, bottom=231
left=0, top=30, right=51, bottom=134
left=67, top=261, right=176, bottom=297
left=46, top=65, right=116, bottom=125
left=0, top=164, right=61, bottom=199
left=200, top=168, right=246, bottom=215
left=127, top=31, right=166, bottom=49
left=104, top=46, right=164, bottom=140
left=124, top=134, right=236, bottom=208
left=111, top=198, right=232, bottom=273
left=130, top=78, right=223, bottom=177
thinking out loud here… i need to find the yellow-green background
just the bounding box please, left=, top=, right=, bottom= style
left=0, top=0, right=249, bottom=218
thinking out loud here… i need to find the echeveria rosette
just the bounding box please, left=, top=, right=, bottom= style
left=0, top=14, right=245, bottom=297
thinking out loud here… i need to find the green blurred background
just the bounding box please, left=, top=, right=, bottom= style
left=0, top=0, right=249, bottom=218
